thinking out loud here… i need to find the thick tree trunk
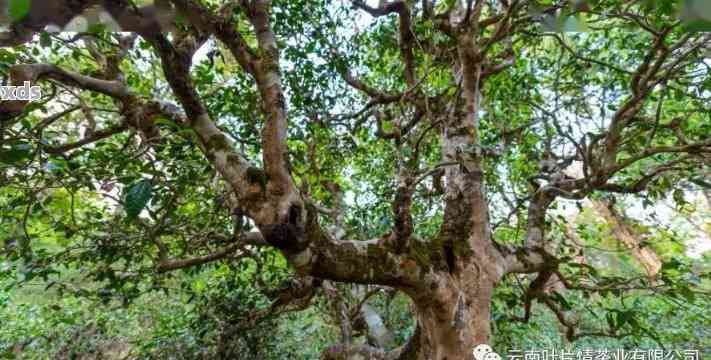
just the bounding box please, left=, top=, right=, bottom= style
left=319, top=264, right=499, bottom=360
left=401, top=265, right=496, bottom=360
left=321, top=272, right=494, bottom=360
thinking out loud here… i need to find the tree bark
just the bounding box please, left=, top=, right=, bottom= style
left=405, top=272, right=495, bottom=360
left=322, top=268, right=498, bottom=360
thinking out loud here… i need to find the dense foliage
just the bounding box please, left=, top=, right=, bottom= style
left=0, top=0, right=710, bottom=358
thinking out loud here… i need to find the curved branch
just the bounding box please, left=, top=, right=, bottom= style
left=168, top=0, right=258, bottom=75
left=155, top=232, right=266, bottom=272
left=43, top=123, right=129, bottom=155
left=170, top=0, right=294, bottom=195
left=351, top=0, right=417, bottom=87
left=1, top=64, right=131, bottom=115
left=244, top=0, right=292, bottom=189
left=156, top=243, right=246, bottom=273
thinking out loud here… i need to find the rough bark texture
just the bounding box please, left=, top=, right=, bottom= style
left=406, top=275, right=495, bottom=359
left=3, top=0, right=710, bottom=357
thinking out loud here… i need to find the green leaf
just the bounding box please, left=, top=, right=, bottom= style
left=606, top=312, right=616, bottom=329
left=39, top=32, right=52, bottom=48
left=0, top=142, right=33, bottom=164
left=88, top=23, right=107, bottom=35
left=124, top=179, right=153, bottom=219
left=672, top=189, right=686, bottom=206
left=679, top=287, right=696, bottom=303
left=8, top=0, right=31, bottom=21
left=550, top=291, right=572, bottom=310
left=617, top=310, right=634, bottom=328
left=682, top=20, right=711, bottom=33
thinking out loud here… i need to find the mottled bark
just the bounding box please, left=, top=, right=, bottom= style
left=4, top=1, right=709, bottom=357
left=405, top=272, right=496, bottom=360
left=322, top=268, right=500, bottom=360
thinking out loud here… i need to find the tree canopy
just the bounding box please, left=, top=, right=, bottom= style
left=1, top=0, right=710, bottom=359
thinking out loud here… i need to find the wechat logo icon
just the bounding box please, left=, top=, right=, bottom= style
left=473, top=344, right=502, bottom=360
